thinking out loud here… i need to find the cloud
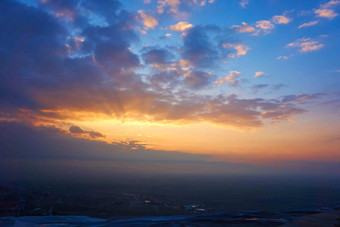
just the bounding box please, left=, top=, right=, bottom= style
left=239, top=0, right=249, bottom=8
left=231, top=22, right=255, bottom=33
left=250, top=14, right=291, bottom=35
left=156, top=0, right=215, bottom=15
left=142, top=47, right=175, bottom=65
left=277, top=56, right=288, bottom=60
left=69, top=125, right=105, bottom=138
left=4, top=121, right=308, bottom=179
left=146, top=26, right=250, bottom=89
left=184, top=71, right=212, bottom=88
left=255, top=20, right=275, bottom=33
left=214, top=71, right=241, bottom=86
left=315, top=8, right=338, bottom=19
left=157, top=0, right=181, bottom=14
left=298, top=20, right=319, bottom=28
left=287, top=38, right=324, bottom=53
left=0, top=0, right=140, bottom=105
left=0, top=121, right=209, bottom=163
left=261, top=106, right=306, bottom=120
left=271, top=15, right=292, bottom=24
left=0, top=0, right=312, bottom=131
left=252, top=84, right=285, bottom=93
left=314, top=0, right=340, bottom=19
left=222, top=43, right=250, bottom=57
left=3, top=92, right=310, bottom=130
left=69, top=125, right=85, bottom=133
left=281, top=93, right=324, bottom=104
left=181, top=25, right=221, bottom=68
left=254, top=72, right=265, bottom=78
left=234, top=44, right=250, bottom=57
left=321, top=0, right=340, bottom=8
left=169, top=21, right=193, bottom=31
left=138, top=10, right=158, bottom=30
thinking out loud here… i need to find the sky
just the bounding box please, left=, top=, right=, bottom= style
left=0, top=0, right=340, bottom=177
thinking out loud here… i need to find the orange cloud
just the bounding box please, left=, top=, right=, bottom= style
left=232, top=22, right=255, bottom=33
left=287, top=38, right=324, bottom=53
left=315, top=8, right=338, bottom=19
left=246, top=13, right=292, bottom=35
left=138, top=10, right=158, bottom=30
left=254, top=72, right=265, bottom=78
left=156, top=0, right=215, bottom=16
left=214, top=71, right=241, bottom=86
left=234, top=44, right=250, bottom=57
left=255, top=20, right=275, bottom=32
left=169, top=21, right=193, bottom=31
left=222, top=43, right=250, bottom=57
left=315, top=0, right=340, bottom=19
left=271, top=15, right=291, bottom=24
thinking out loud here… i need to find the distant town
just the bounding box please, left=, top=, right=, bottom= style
left=0, top=184, right=209, bottom=219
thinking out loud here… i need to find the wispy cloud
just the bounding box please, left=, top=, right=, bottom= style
left=287, top=38, right=324, bottom=53
left=252, top=84, right=285, bottom=93
left=239, top=0, right=249, bottom=8
left=277, top=56, right=288, bottom=60
left=321, top=0, right=340, bottom=8
left=298, top=20, right=319, bottom=28
left=231, top=22, right=255, bottom=33
left=215, top=71, right=241, bottom=86
left=281, top=93, right=324, bottom=104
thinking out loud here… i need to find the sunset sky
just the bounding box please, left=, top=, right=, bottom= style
left=1, top=0, right=340, bottom=175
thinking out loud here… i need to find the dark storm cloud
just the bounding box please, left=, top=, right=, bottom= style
left=69, top=125, right=85, bottom=133
left=142, top=47, right=175, bottom=65
left=149, top=71, right=181, bottom=89
left=0, top=0, right=141, bottom=113
left=184, top=71, right=212, bottom=88
left=0, top=0, right=67, bottom=109
left=181, top=25, right=221, bottom=69
left=69, top=125, right=105, bottom=138
left=0, top=0, right=139, bottom=110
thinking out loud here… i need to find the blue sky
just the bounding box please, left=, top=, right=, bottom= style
left=122, top=0, right=340, bottom=100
